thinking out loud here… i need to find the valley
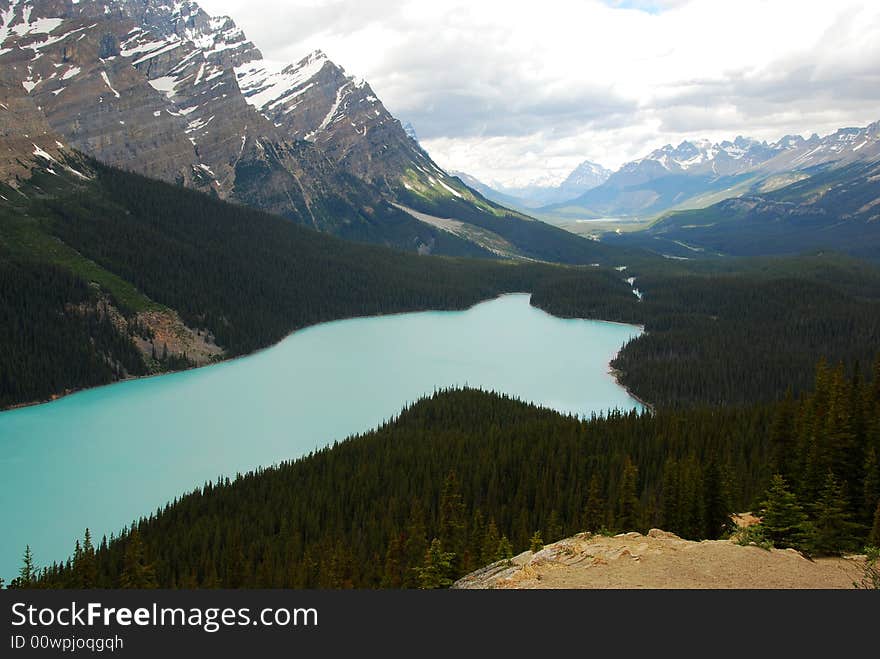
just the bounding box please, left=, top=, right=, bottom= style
left=0, top=0, right=613, bottom=262
left=1, top=0, right=879, bottom=595
left=0, top=294, right=643, bottom=583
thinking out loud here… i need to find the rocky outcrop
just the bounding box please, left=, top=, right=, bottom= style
left=131, top=309, right=224, bottom=366
left=453, top=530, right=865, bottom=589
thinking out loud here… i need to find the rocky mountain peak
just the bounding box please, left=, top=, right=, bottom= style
left=1, top=0, right=500, bottom=255
left=402, top=121, right=419, bottom=142
left=773, top=134, right=806, bottom=150
left=560, top=159, right=611, bottom=192
left=233, top=42, right=445, bottom=190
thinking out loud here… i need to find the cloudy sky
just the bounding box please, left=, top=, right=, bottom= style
left=198, top=0, right=880, bottom=188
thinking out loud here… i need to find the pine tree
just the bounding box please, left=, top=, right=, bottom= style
left=480, top=520, right=501, bottom=565
left=545, top=510, right=563, bottom=543
left=769, top=390, right=797, bottom=481
left=661, top=459, right=680, bottom=534
left=381, top=534, right=404, bottom=589
left=80, top=529, right=98, bottom=588
left=806, top=472, right=861, bottom=555
left=202, top=562, right=220, bottom=589
left=179, top=571, right=199, bottom=589
left=497, top=536, right=514, bottom=560
left=680, top=458, right=705, bottom=539
left=417, top=539, right=455, bottom=589
left=617, top=457, right=640, bottom=532
left=760, top=475, right=808, bottom=550
left=119, top=530, right=158, bottom=589
left=825, top=366, right=861, bottom=503
left=319, top=540, right=354, bottom=589
left=224, top=536, right=247, bottom=588
left=863, top=448, right=880, bottom=524
left=438, top=472, right=466, bottom=564
left=403, top=501, right=427, bottom=588
left=703, top=460, right=730, bottom=540
left=582, top=473, right=607, bottom=533
left=802, top=361, right=834, bottom=500
left=870, top=500, right=880, bottom=548
left=69, top=540, right=83, bottom=588
left=465, top=509, right=485, bottom=573
left=529, top=531, right=544, bottom=553
left=19, top=545, right=36, bottom=588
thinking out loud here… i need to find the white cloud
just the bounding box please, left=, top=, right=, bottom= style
left=199, top=0, right=880, bottom=186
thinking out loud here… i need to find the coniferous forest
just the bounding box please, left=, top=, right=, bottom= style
left=0, top=260, right=148, bottom=407
left=0, top=164, right=631, bottom=408
left=532, top=262, right=880, bottom=407
left=4, top=164, right=880, bottom=410
left=13, top=355, right=880, bottom=589
left=3, top=162, right=880, bottom=590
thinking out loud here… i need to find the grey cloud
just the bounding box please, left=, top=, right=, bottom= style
left=199, top=0, right=880, bottom=180
left=398, top=90, right=636, bottom=140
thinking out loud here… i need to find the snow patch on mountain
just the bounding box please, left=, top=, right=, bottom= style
left=100, top=71, right=120, bottom=98
left=148, top=75, right=179, bottom=97
left=561, top=160, right=612, bottom=191
left=306, top=80, right=352, bottom=141
left=235, top=52, right=327, bottom=112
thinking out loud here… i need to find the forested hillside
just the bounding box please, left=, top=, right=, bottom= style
left=0, top=161, right=639, bottom=408
left=19, top=357, right=879, bottom=589
left=395, top=185, right=631, bottom=264
left=4, top=160, right=880, bottom=412
left=0, top=260, right=148, bottom=407
left=532, top=256, right=880, bottom=406
left=609, top=159, right=880, bottom=261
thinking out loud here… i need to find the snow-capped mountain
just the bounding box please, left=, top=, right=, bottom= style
left=559, top=160, right=612, bottom=195
left=761, top=123, right=880, bottom=172
left=610, top=137, right=786, bottom=188
left=451, top=160, right=611, bottom=210
left=549, top=124, right=880, bottom=220
left=626, top=154, right=880, bottom=260
left=402, top=122, right=419, bottom=142
left=610, top=126, right=880, bottom=188
left=448, top=171, right=532, bottom=210
left=234, top=49, right=437, bottom=189
left=0, top=0, right=526, bottom=256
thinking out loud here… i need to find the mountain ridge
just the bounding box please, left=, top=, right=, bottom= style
left=450, top=159, right=611, bottom=211
left=612, top=157, right=880, bottom=260
left=544, top=121, right=880, bottom=222
left=0, top=0, right=611, bottom=262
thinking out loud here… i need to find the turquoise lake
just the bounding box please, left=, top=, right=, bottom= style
left=0, top=294, right=642, bottom=581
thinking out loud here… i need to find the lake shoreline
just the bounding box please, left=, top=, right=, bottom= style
left=609, top=366, right=654, bottom=413
left=0, top=293, right=646, bottom=581
left=1, top=292, right=649, bottom=414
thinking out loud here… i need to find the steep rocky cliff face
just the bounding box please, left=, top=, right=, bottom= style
left=0, top=77, right=67, bottom=182
left=236, top=49, right=453, bottom=193
left=0, top=0, right=522, bottom=255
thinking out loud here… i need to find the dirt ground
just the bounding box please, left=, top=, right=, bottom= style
left=453, top=530, right=865, bottom=589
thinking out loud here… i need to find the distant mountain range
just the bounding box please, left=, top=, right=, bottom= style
left=608, top=155, right=880, bottom=260
left=453, top=121, right=880, bottom=228
left=0, top=0, right=611, bottom=263
left=452, top=160, right=612, bottom=210
left=3, top=0, right=878, bottom=263
left=544, top=123, right=880, bottom=222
